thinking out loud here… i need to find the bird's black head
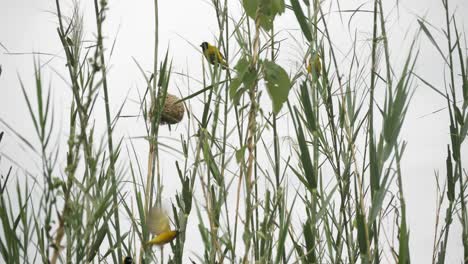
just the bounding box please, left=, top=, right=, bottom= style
left=123, top=256, right=133, bottom=264
left=200, top=42, right=209, bottom=51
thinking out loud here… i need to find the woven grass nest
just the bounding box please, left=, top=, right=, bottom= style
left=160, top=93, right=184, bottom=125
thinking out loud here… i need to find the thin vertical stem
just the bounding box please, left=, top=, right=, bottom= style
left=92, top=0, right=122, bottom=262
left=243, top=14, right=261, bottom=264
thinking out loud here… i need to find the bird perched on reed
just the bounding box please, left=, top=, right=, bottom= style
left=200, top=42, right=228, bottom=69
left=307, top=51, right=321, bottom=77
left=146, top=207, right=179, bottom=247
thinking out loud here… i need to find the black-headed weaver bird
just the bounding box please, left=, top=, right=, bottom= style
left=307, top=51, right=322, bottom=77
left=146, top=207, right=179, bottom=247
left=200, top=42, right=228, bottom=69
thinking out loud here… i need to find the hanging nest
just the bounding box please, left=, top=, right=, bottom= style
left=160, top=93, right=184, bottom=125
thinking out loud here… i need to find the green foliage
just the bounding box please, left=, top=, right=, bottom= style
left=229, top=56, right=257, bottom=104
left=446, top=147, right=455, bottom=202
left=290, top=0, right=312, bottom=42
left=262, top=60, right=292, bottom=114
left=292, top=107, right=316, bottom=190
left=242, top=0, right=285, bottom=30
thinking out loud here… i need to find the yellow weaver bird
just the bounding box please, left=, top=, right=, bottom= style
left=200, top=42, right=228, bottom=69
left=146, top=207, right=179, bottom=247
left=307, top=51, right=322, bottom=77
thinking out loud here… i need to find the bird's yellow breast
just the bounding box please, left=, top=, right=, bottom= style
left=202, top=43, right=228, bottom=68
left=146, top=230, right=178, bottom=246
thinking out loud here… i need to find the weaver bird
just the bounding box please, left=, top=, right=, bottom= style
left=146, top=207, right=179, bottom=247
left=307, top=51, right=321, bottom=77
left=200, top=42, right=228, bottom=69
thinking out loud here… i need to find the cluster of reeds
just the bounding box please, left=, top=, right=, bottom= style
left=0, top=0, right=467, bottom=263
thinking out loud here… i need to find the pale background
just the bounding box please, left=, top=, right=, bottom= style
left=1, top=0, right=468, bottom=263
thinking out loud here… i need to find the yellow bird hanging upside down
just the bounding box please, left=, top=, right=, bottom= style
left=307, top=51, right=322, bottom=77
left=146, top=207, right=179, bottom=247
left=200, top=42, right=228, bottom=70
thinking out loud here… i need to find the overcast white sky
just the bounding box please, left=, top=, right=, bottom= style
left=1, top=0, right=468, bottom=263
